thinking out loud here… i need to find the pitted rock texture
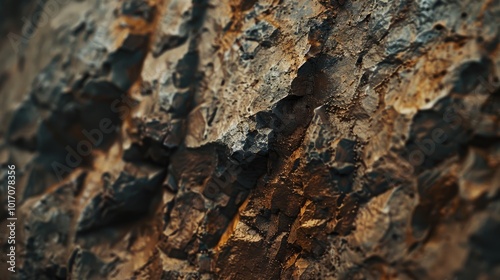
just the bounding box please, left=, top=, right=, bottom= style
left=0, top=0, right=499, bottom=279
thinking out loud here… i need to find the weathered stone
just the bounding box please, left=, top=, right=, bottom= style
left=1, top=0, right=499, bottom=279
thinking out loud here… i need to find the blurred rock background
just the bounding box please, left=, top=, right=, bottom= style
left=0, top=0, right=499, bottom=279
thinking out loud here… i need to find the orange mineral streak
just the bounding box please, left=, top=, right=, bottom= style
left=215, top=144, right=305, bottom=253
left=478, top=0, right=495, bottom=21
left=214, top=194, right=251, bottom=251
left=217, top=0, right=244, bottom=52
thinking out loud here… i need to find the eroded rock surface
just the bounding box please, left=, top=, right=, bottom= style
left=0, top=0, right=499, bottom=279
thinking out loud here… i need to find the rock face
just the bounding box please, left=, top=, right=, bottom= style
left=1, top=0, right=499, bottom=279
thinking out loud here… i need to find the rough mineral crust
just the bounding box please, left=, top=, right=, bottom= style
left=0, top=0, right=499, bottom=279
